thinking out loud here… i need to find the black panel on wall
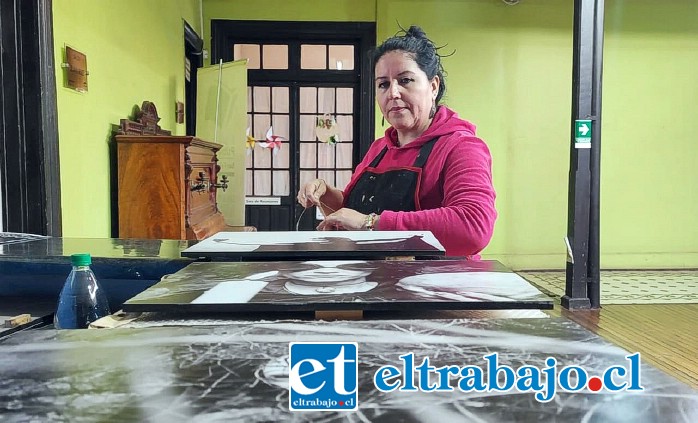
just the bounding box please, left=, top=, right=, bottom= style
left=0, top=0, right=61, bottom=235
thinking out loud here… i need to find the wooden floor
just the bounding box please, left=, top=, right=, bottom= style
left=549, top=303, right=698, bottom=389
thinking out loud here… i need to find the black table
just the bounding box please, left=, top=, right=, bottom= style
left=1, top=318, right=696, bottom=421
left=0, top=237, right=193, bottom=333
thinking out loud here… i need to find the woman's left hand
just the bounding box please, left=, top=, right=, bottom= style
left=317, top=208, right=367, bottom=231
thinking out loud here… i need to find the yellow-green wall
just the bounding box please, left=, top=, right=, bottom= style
left=53, top=0, right=201, bottom=237
left=375, top=0, right=575, bottom=269
left=602, top=0, right=698, bottom=268
left=54, top=0, right=697, bottom=269
left=375, top=0, right=698, bottom=269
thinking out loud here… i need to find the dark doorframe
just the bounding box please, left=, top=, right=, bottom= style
left=211, top=20, right=376, bottom=160
left=184, top=20, right=203, bottom=136
left=0, top=0, right=61, bottom=236
left=211, top=20, right=376, bottom=231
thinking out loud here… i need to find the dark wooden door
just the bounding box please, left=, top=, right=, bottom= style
left=212, top=21, right=375, bottom=231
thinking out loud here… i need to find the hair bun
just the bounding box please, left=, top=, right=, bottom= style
left=373, top=23, right=448, bottom=106
left=405, top=25, right=428, bottom=40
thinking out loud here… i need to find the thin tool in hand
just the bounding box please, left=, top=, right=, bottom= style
left=295, top=200, right=337, bottom=231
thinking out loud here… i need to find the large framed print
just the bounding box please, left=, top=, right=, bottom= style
left=180, top=231, right=445, bottom=260
left=123, top=260, right=553, bottom=313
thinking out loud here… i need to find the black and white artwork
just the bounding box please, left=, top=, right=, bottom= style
left=180, top=231, right=445, bottom=260
left=0, top=318, right=696, bottom=422
left=123, top=260, right=553, bottom=313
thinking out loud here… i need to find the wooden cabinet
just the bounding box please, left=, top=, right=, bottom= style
left=115, top=135, right=228, bottom=240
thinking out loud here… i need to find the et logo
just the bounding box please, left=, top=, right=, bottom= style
left=289, top=342, right=358, bottom=411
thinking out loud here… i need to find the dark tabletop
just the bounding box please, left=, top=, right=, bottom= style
left=0, top=317, right=696, bottom=422
left=0, top=236, right=193, bottom=261
left=0, top=237, right=195, bottom=326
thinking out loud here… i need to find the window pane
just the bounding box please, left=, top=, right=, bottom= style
left=317, top=143, right=335, bottom=169
left=245, top=170, right=253, bottom=196
left=336, top=88, right=353, bottom=113
left=253, top=114, right=271, bottom=140
left=300, top=143, right=316, bottom=168
left=254, top=170, right=271, bottom=195
left=329, top=45, right=354, bottom=70
left=272, top=115, right=289, bottom=140
left=300, top=171, right=317, bottom=191
left=299, top=115, right=316, bottom=141
left=233, top=44, right=260, bottom=69
left=272, top=170, right=290, bottom=195
left=336, top=115, right=353, bottom=142
left=254, top=147, right=271, bottom=169
left=253, top=87, right=270, bottom=113
left=336, top=143, right=353, bottom=168
left=247, top=87, right=252, bottom=112
left=253, top=114, right=271, bottom=170
left=272, top=142, right=289, bottom=168
left=272, top=87, right=289, bottom=113
left=318, top=171, right=335, bottom=187
left=299, top=87, right=317, bottom=113
left=263, top=45, right=288, bottom=69
left=301, top=44, right=326, bottom=69
left=337, top=170, right=353, bottom=190
left=318, top=88, right=335, bottom=114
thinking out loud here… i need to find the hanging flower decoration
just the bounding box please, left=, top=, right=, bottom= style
left=245, top=128, right=256, bottom=155
left=315, top=113, right=341, bottom=145
left=257, top=126, right=286, bottom=156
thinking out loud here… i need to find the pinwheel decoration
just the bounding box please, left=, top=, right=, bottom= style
left=257, top=126, right=286, bottom=156
left=245, top=128, right=256, bottom=155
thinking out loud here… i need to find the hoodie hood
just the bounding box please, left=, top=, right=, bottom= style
left=383, top=106, right=477, bottom=148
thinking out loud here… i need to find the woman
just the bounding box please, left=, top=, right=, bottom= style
left=297, top=26, right=497, bottom=258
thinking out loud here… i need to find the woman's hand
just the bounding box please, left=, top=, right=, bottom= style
left=297, top=179, right=327, bottom=208
left=317, top=208, right=369, bottom=231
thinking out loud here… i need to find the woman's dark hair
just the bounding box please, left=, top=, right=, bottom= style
left=372, top=25, right=447, bottom=105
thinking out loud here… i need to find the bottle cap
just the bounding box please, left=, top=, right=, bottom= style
left=71, top=253, right=92, bottom=266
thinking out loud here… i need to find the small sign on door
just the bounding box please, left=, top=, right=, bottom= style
left=245, top=197, right=281, bottom=206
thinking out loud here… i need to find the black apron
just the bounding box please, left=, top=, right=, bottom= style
left=343, top=137, right=439, bottom=214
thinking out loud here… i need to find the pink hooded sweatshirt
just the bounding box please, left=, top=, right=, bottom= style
left=344, top=106, right=497, bottom=257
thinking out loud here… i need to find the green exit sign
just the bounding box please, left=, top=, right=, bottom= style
left=575, top=120, right=592, bottom=149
